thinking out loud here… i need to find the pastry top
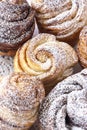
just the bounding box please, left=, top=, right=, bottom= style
left=14, top=33, right=78, bottom=89
left=26, top=33, right=78, bottom=76
left=0, top=0, right=35, bottom=51
left=0, top=0, right=30, bottom=22
left=77, top=26, right=87, bottom=67
left=39, top=69, right=87, bottom=130
left=0, top=72, right=45, bottom=111
left=31, top=0, right=87, bottom=42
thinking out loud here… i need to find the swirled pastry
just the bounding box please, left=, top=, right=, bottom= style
left=39, top=69, right=87, bottom=130
left=31, top=0, right=87, bottom=43
left=0, top=0, right=35, bottom=56
left=77, top=26, right=87, bottom=67
left=14, top=33, right=78, bottom=93
left=0, top=72, right=45, bottom=130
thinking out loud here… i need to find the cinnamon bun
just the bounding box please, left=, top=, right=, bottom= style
left=0, top=72, right=45, bottom=130
left=31, top=0, right=87, bottom=43
left=0, top=0, right=35, bottom=56
left=14, top=33, right=78, bottom=93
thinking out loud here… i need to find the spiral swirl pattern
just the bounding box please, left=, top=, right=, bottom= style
left=31, top=0, right=87, bottom=42
left=0, top=72, right=45, bottom=130
left=39, top=69, right=87, bottom=130
left=14, top=33, right=78, bottom=93
left=0, top=0, right=35, bottom=53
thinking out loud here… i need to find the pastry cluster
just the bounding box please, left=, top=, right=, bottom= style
left=0, top=72, right=45, bottom=130
left=0, top=0, right=87, bottom=130
left=39, top=69, right=87, bottom=130
left=0, top=0, right=35, bottom=56
left=14, top=33, right=78, bottom=93
left=31, top=0, right=87, bottom=43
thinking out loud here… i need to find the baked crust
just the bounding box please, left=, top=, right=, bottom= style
left=39, top=69, right=87, bottom=130
left=31, top=0, right=87, bottom=44
left=0, top=72, right=45, bottom=130
left=14, top=33, right=78, bottom=94
left=0, top=0, right=35, bottom=56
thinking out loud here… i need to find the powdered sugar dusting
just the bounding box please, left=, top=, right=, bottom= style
left=0, top=1, right=35, bottom=51
left=31, top=0, right=87, bottom=42
left=0, top=73, right=45, bottom=129
left=0, top=55, right=13, bottom=76
left=39, top=69, right=87, bottom=130
left=14, top=33, right=78, bottom=92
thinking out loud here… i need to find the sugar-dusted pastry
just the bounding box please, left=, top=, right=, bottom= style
left=0, top=72, right=45, bottom=130
left=14, top=33, right=78, bottom=93
left=0, top=0, right=35, bottom=56
left=0, top=55, right=13, bottom=76
left=39, top=69, right=87, bottom=130
left=31, top=0, right=87, bottom=43
left=77, top=26, right=87, bottom=67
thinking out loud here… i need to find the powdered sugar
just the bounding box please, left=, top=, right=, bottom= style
left=31, top=0, right=87, bottom=42
left=0, top=55, right=13, bottom=76
left=14, top=33, right=78, bottom=92
left=0, top=73, right=45, bottom=129
left=0, top=1, right=35, bottom=51
left=39, top=69, right=87, bottom=130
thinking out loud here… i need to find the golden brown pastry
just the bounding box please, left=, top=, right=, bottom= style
left=77, top=26, right=87, bottom=67
left=0, top=0, right=35, bottom=56
left=14, top=33, right=78, bottom=93
left=39, top=69, right=87, bottom=130
left=0, top=72, right=45, bottom=130
left=31, top=0, right=87, bottom=43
